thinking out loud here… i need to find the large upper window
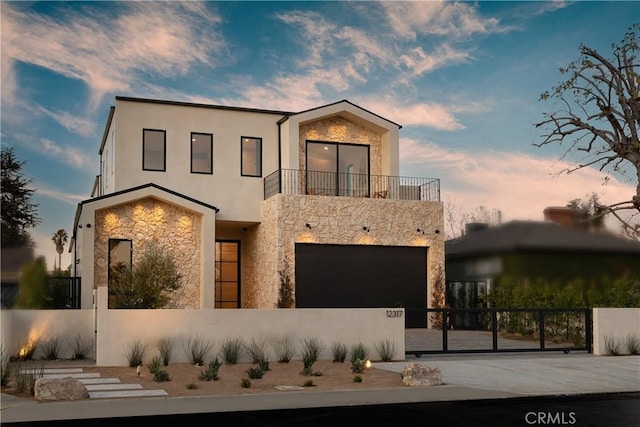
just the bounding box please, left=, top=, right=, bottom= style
left=306, top=141, right=369, bottom=196
left=143, top=129, right=166, bottom=171
left=191, top=132, right=213, bottom=174
left=241, top=137, right=262, bottom=177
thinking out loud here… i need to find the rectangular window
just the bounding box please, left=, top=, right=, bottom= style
left=143, top=129, right=166, bottom=171
left=108, top=239, right=132, bottom=308
left=191, top=132, right=213, bottom=174
left=241, top=137, right=262, bottom=177
left=305, top=141, right=369, bottom=196
left=215, top=241, right=240, bottom=309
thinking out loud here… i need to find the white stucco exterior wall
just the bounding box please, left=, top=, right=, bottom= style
left=593, top=308, right=640, bottom=355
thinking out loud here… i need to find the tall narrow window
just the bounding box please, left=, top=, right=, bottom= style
left=143, top=129, right=166, bottom=171
left=241, top=137, right=262, bottom=177
left=215, top=241, right=240, bottom=308
left=108, top=239, right=132, bottom=308
left=191, top=132, right=213, bottom=174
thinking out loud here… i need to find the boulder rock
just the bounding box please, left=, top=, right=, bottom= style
left=402, top=363, right=442, bottom=387
left=34, top=378, right=90, bottom=401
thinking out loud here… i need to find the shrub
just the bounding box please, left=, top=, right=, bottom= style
left=157, top=338, right=173, bottom=366
left=603, top=335, right=622, bottom=355
left=186, top=382, right=198, bottom=390
left=184, top=335, right=211, bottom=366
left=41, top=337, right=61, bottom=361
left=146, top=355, right=162, bottom=374
left=246, top=366, right=265, bottom=379
left=220, top=338, right=244, bottom=365
left=124, top=339, right=149, bottom=367
left=351, top=358, right=365, bottom=374
left=245, top=337, right=267, bottom=364
left=110, top=241, right=183, bottom=309
left=199, top=357, right=222, bottom=381
left=273, top=337, right=295, bottom=363
left=350, top=343, right=369, bottom=364
left=303, top=379, right=315, bottom=387
left=374, top=338, right=395, bottom=362
left=300, top=337, right=324, bottom=376
left=18, top=339, right=39, bottom=361
left=68, top=333, right=92, bottom=360
left=1, top=345, right=12, bottom=387
left=353, top=374, right=363, bottom=383
left=258, top=357, right=270, bottom=372
left=625, top=334, right=640, bottom=355
left=331, top=342, right=347, bottom=363
left=152, top=370, right=171, bottom=382
left=240, top=378, right=252, bottom=388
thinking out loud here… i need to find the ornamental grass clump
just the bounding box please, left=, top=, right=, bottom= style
left=199, top=357, right=223, bottom=381
left=220, top=338, right=244, bottom=365
left=331, top=342, right=347, bottom=363
left=300, top=337, right=324, bottom=376
left=68, top=333, right=92, bottom=360
left=157, top=337, right=173, bottom=366
left=184, top=335, right=211, bottom=366
left=41, top=337, right=61, bottom=361
left=124, top=339, right=149, bottom=367
left=273, top=337, right=295, bottom=363
left=374, top=338, right=395, bottom=362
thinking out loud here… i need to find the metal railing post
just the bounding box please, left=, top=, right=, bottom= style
left=442, top=309, right=448, bottom=352
left=492, top=309, right=498, bottom=350
left=585, top=309, right=593, bottom=354
left=539, top=309, right=546, bottom=350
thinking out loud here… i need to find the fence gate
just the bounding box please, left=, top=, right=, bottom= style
left=405, top=308, right=592, bottom=356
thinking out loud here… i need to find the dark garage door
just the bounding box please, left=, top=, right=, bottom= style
left=295, top=243, right=427, bottom=328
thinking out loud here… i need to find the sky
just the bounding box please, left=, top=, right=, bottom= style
left=1, top=0, right=638, bottom=270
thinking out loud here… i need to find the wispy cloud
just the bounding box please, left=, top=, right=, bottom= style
left=37, top=107, right=97, bottom=137
left=363, top=98, right=465, bottom=130
left=398, top=44, right=471, bottom=80
left=2, top=2, right=225, bottom=109
left=38, top=138, right=94, bottom=169
left=35, top=185, right=87, bottom=205
left=399, top=137, right=637, bottom=223
left=381, top=1, right=506, bottom=40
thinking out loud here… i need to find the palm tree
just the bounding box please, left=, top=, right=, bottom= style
left=51, top=229, right=68, bottom=272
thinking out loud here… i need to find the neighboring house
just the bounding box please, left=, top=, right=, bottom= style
left=445, top=211, right=640, bottom=328
left=71, top=97, right=444, bottom=327
left=0, top=246, right=34, bottom=308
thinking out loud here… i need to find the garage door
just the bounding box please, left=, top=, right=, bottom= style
left=295, top=243, right=427, bottom=327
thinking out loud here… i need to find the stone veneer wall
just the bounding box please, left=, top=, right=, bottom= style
left=94, top=197, right=202, bottom=308
left=245, top=194, right=444, bottom=308
left=299, top=116, right=383, bottom=175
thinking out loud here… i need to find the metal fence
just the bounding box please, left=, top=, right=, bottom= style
left=264, top=169, right=440, bottom=201
left=405, top=307, right=592, bottom=356
left=45, top=277, right=82, bottom=309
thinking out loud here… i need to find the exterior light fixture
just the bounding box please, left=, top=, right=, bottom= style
left=417, top=228, right=424, bottom=234
left=305, top=223, right=312, bottom=229
left=362, top=226, right=370, bottom=232
left=365, top=360, right=372, bottom=369
left=86, top=224, right=92, bottom=228
left=435, top=229, right=440, bottom=234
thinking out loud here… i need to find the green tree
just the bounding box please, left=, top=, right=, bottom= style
left=110, top=241, right=183, bottom=309
left=567, top=193, right=607, bottom=231
left=1, top=147, right=40, bottom=247
left=51, top=229, right=68, bottom=271
left=534, top=24, right=640, bottom=239
left=14, top=256, right=48, bottom=308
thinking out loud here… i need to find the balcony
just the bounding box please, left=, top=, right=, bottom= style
left=264, top=169, right=440, bottom=201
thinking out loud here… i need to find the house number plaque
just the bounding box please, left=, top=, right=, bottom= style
left=386, top=310, right=403, bottom=318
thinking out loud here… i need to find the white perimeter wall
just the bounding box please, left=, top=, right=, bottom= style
left=592, top=308, right=640, bottom=355
left=1, top=309, right=95, bottom=360
left=94, top=288, right=404, bottom=366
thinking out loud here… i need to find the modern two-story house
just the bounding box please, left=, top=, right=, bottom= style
left=71, top=97, right=444, bottom=327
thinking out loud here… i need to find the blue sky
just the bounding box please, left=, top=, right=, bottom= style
left=1, top=0, right=638, bottom=269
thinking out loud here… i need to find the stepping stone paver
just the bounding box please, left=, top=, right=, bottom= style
left=89, top=389, right=169, bottom=399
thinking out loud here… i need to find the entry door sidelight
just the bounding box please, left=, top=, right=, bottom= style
left=215, top=241, right=240, bottom=308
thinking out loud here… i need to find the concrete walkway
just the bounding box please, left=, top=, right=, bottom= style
left=1, top=353, right=638, bottom=424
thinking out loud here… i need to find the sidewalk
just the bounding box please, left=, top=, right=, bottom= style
left=1, top=353, right=638, bottom=424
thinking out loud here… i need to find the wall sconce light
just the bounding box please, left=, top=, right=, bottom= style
left=435, top=229, right=440, bottom=234
left=305, top=223, right=312, bottom=229
left=76, top=259, right=80, bottom=264
left=85, top=224, right=92, bottom=228
left=362, top=226, right=370, bottom=232
left=78, top=224, right=83, bottom=229
left=416, top=228, right=424, bottom=234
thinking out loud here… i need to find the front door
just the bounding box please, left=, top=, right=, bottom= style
left=215, top=240, right=240, bottom=308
